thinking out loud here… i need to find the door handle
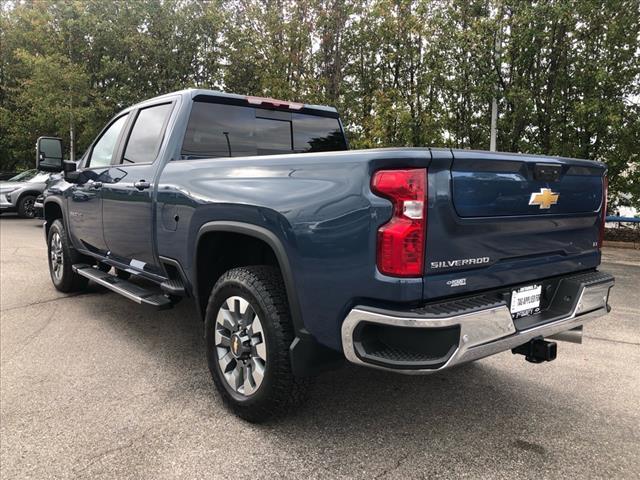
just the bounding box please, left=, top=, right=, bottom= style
left=89, top=181, right=102, bottom=189
left=134, top=180, right=151, bottom=191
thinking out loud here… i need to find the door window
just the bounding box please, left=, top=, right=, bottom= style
left=88, top=114, right=129, bottom=168
left=122, top=103, right=173, bottom=164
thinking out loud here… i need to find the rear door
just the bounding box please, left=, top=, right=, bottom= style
left=101, top=101, right=175, bottom=275
left=67, top=113, right=130, bottom=254
left=423, top=149, right=606, bottom=301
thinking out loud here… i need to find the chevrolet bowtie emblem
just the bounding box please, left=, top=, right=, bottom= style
left=529, top=188, right=559, bottom=209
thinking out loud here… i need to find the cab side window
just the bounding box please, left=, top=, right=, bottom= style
left=88, top=114, right=129, bottom=168
left=122, top=103, right=173, bottom=164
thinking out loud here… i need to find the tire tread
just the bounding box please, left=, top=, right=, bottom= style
left=48, top=219, right=89, bottom=292
left=205, top=265, right=311, bottom=422
left=17, top=194, right=37, bottom=218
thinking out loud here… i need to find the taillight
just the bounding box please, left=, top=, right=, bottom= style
left=598, top=175, right=608, bottom=249
left=372, top=168, right=427, bottom=277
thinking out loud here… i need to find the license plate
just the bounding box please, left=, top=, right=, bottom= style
left=510, top=285, right=542, bottom=318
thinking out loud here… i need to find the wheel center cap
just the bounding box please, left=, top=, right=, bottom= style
left=230, top=333, right=246, bottom=358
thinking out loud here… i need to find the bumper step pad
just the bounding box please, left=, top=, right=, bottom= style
left=342, top=270, right=615, bottom=373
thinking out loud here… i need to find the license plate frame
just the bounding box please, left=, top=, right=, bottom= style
left=510, top=284, right=542, bottom=319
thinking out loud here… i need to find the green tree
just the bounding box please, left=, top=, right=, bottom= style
left=1, top=0, right=638, bottom=208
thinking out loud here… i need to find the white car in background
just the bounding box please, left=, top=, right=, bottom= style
left=0, top=170, right=51, bottom=218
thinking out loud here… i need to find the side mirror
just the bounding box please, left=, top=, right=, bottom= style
left=63, top=160, right=80, bottom=183
left=36, top=137, right=63, bottom=172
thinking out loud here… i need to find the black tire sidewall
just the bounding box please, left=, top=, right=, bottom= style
left=47, top=219, right=87, bottom=292
left=204, top=266, right=306, bottom=423
left=18, top=195, right=37, bottom=218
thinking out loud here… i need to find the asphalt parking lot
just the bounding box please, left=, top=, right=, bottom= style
left=0, top=216, right=638, bottom=479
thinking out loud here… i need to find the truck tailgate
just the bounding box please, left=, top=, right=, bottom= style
left=423, top=149, right=606, bottom=301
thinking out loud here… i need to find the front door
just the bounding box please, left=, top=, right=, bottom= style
left=101, top=102, right=174, bottom=275
left=67, top=114, right=130, bottom=254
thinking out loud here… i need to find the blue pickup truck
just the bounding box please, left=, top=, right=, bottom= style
left=37, top=89, right=614, bottom=422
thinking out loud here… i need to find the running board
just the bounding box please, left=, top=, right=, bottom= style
left=161, top=278, right=186, bottom=296
left=72, top=264, right=173, bottom=309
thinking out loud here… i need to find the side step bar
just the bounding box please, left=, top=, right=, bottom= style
left=161, top=278, right=186, bottom=296
left=72, top=264, right=173, bottom=310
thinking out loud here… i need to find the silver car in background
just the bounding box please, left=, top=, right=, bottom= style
left=0, top=170, right=51, bottom=218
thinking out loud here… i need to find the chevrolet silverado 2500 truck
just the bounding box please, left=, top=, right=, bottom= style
left=38, top=89, right=614, bottom=422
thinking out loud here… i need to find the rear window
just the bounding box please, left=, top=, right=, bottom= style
left=180, top=102, right=346, bottom=159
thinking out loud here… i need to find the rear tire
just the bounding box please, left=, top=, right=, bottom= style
left=204, top=266, right=311, bottom=422
left=17, top=194, right=37, bottom=218
left=47, top=219, right=89, bottom=292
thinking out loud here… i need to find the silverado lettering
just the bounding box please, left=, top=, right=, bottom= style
left=430, top=257, right=491, bottom=269
left=36, top=89, right=615, bottom=422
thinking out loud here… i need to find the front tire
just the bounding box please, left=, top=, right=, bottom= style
left=17, top=194, right=37, bottom=218
left=47, top=219, right=88, bottom=292
left=204, top=266, right=311, bottom=422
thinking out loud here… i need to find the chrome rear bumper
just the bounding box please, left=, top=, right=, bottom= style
left=341, top=271, right=614, bottom=374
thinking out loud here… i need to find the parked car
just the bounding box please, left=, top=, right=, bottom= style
left=38, top=89, right=614, bottom=422
left=0, top=169, right=52, bottom=218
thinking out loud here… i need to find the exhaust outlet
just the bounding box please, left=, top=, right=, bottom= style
left=549, top=326, right=583, bottom=344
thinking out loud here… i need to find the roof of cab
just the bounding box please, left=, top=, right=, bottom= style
left=130, top=88, right=338, bottom=115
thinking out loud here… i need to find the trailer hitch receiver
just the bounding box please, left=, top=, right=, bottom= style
left=512, top=338, right=557, bottom=363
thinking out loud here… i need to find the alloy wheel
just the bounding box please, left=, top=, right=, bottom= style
left=215, top=295, right=267, bottom=397
left=49, top=232, right=64, bottom=280
left=23, top=198, right=35, bottom=217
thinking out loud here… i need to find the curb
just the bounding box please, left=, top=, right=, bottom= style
left=603, top=240, right=640, bottom=250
